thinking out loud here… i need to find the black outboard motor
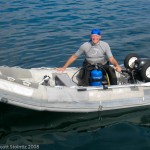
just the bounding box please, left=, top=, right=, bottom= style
left=124, top=53, right=150, bottom=82
left=134, top=58, right=150, bottom=82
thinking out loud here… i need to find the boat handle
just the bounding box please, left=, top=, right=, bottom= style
left=23, top=81, right=31, bottom=86
left=7, top=77, right=15, bottom=82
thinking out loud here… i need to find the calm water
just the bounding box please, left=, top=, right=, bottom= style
left=0, top=0, right=150, bottom=149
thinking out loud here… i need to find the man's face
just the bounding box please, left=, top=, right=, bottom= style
left=91, top=34, right=101, bottom=44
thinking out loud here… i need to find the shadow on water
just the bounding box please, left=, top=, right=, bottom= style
left=0, top=103, right=150, bottom=146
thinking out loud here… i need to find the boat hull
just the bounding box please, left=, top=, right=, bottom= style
left=0, top=66, right=150, bottom=112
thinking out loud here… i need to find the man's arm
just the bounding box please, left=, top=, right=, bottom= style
left=108, top=56, right=122, bottom=72
left=56, top=54, right=78, bottom=72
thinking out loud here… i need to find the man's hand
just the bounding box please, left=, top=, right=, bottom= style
left=115, top=65, right=122, bottom=72
left=56, top=67, right=66, bottom=72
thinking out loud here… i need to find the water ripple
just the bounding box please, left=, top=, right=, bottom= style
left=1, top=0, right=149, bottom=67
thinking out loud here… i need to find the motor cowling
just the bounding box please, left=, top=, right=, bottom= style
left=134, top=58, right=150, bottom=82
left=134, top=58, right=150, bottom=69
left=124, top=53, right=150, bottom=82
left=90, top=69, right=103, bottom=86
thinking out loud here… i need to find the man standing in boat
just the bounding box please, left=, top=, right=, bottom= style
left=57, top=29, right=122, bottom=85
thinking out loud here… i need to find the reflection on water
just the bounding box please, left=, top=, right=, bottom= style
left=0, top=103, right=150, bottom=146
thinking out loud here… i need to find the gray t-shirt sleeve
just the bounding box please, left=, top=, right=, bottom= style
left=74, top=47, right=84, bottom=57
left=104, top=42, right=113, bottom=58
left=75, top=42, right=90, bottom=57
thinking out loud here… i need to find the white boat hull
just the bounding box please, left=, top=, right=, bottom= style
left=0, top=66, right=150, bottom=112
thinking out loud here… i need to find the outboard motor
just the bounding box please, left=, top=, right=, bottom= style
left=124, top=53, right=150, bottom=82
left=90, top=69, right=103, bottom=86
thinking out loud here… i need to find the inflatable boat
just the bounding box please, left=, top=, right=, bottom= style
left=0, top=54, right=150, bottom=112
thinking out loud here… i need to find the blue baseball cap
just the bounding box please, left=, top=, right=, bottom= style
left=91, top=29, right=101, bottom=35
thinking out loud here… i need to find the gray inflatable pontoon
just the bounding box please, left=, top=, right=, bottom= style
left=0, top=64, right=150, bottom=112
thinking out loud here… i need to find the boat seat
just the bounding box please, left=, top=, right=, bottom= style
left=0, top=74, right=39, bottom=89
left=54, top=73, right=77, bottom=87
left=0, top=66, right=32, bottom=78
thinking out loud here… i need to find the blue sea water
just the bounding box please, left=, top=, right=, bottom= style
left=0, top=0, right=150, bottom=149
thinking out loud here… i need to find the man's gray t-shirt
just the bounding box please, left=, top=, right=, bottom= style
left=75, top=41, right=113, bottom=65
